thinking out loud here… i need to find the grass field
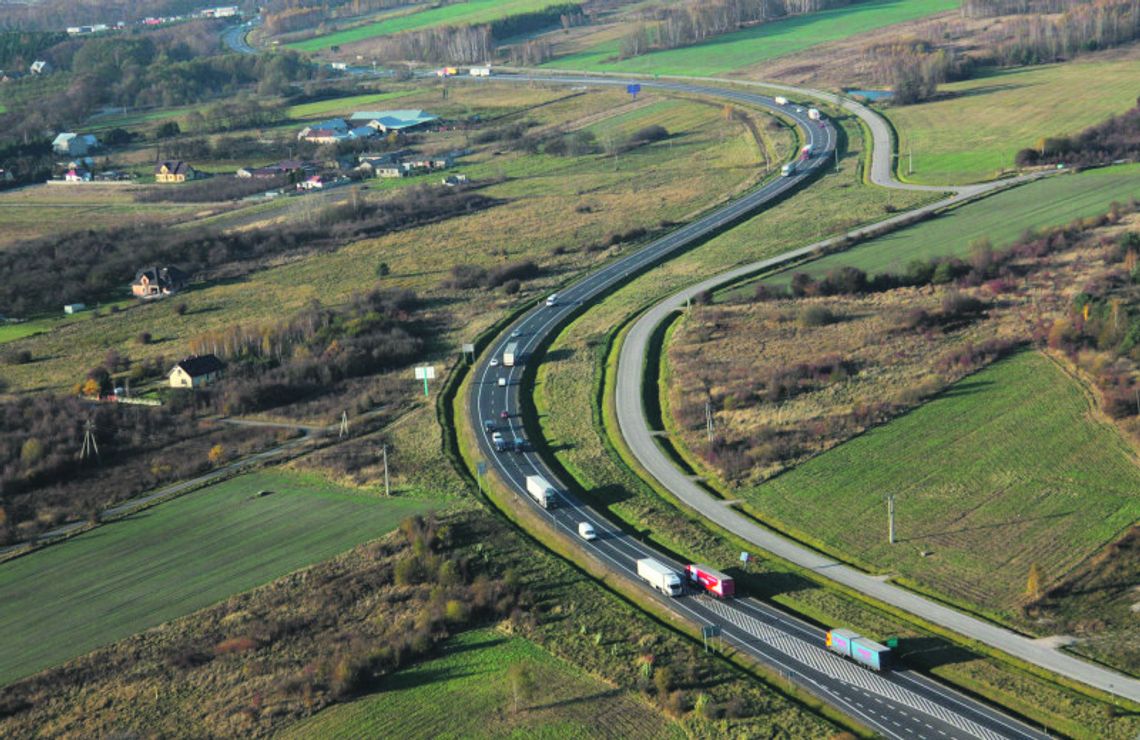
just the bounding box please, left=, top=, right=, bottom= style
left=889, top=49, right=1140, bottom=184
left=740, top=164, right=1140, bottom=292
left=0, top=470, right=436, bottom=686
left=288, top=0, right=557, bottom=52
left=286, top=89, right=419, bottom=119
left=286, top=628, right=683, bottom=739
left=545, top=0, right=959, bottom=76
left=740, top=351, right=1140, bottom=615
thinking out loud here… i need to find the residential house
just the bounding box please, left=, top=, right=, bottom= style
left=349, top=109, right=438, bottom=134
left=375, top=165, right=404, bottom=178
left=168, top=354, right=224, bottom=389
left=300, top=174, right=327, bottom=190
left=63, top=303, right=86, bottom=314
left=348, top=125, right=377, bottom=140
left=30, top=60, right=52, bottom=75
left=52, top=133, right=100, bottom=157
left=64, top=167, right=91, bottom=182
left=155, top=160, right=201, bottom=183
left=297, top=118, right=349, bottom=142
left=236, top=159, right=315, bottom=179
left=131, top=266, right=186, bottom=298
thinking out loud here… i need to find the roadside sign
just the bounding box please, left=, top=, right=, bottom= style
left=461, top=343, right=475, bottom=354
left=885, top=637, right=899, bottom=648
left=701, top=625, right=720, bottom=639
left=739, top=551, right=750, bottom=563
left=476, top=461, right=487, bottom=476
left=627, top=83, right=641, bottom=99
left=414, top=366, right=437, bottom=380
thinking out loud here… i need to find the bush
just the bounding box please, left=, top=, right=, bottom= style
left=630, top=124, right=668, bottom=145
left=797, top=305, right=836, bottom=327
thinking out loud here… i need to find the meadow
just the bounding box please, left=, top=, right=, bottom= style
left=888, top=48, right=1140, bottom=184
left=0, top=88, right=772, bottom=393
left=545, top=0, right=960, bottom=76
left=288, top=0, right=557, bottom=52
left=737, top=163, right=1140, bottom=292
left=0, top=469, right=435, bottom=685
left=739, top=351, right=1140, bottom=615
left=285, top=89, right=418, bottom=119
left=285, top=628, right=684, bottom=739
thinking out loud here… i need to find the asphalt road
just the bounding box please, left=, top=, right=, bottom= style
left=221, top=19, right=258, bottom=55
left=468, top=77, right=1048, bottom=738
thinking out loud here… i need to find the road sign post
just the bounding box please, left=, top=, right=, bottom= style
left=701, top=624, right=720, bottom=653
left=627, top=83, right=641, bottom=100
left=414, top=365, right=436, bottom=396
left=462, top=342, right=475, bottom=364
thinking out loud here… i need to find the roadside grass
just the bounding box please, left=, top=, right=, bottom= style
left=530, top=120, right=1140, bottom=734
left=0, top=469, right=437, bottom=686
left=736, top=350, right=1140, bottom=616
left=889, top=48, right=1140, bottom=184
left=0, top=90, right=772, bottom=393
left=285, top=89, right=418, bottom=119
left=288, top=0, right=557, bottom=52
left=544, top=0, right=959, bottom=76
left=724, top=163, right=1140, bottom=296
left=284, top=628, right=684, bottom=739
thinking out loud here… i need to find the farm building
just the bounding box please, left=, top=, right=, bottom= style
left=155, top=161, right=201, bottom=183
left=53, top=133, right=99, bottom=157
left=349, top=109, right=438, bottom=134
left=132, top=266, right=186, bottom=298
left=297, top=118, right=349, bottom=142
left=168, top=354, right=224, bottom=389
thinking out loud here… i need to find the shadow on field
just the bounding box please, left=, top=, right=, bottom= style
left=895, top=636, right=976, bottom=669
left=941, top=82, right=1031, bottom=101
left=934, top=379, right=993, bottom=398
left=902, top=509, right=1075, bottom=543
left=526, top=688, right=622, bottom=712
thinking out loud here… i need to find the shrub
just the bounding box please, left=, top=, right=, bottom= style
left=797, top=305, right=835, bottom=327
left=214, top=636, right=258, bottom=656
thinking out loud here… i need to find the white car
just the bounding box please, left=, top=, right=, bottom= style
left=578, top=522, right=596, bottom=540
left=489, top=357, right=499, bottom=366
left=510, top=330, right=521, bottom=338
left=497, top=377, right=507, bottom=387
left=545, top=293, right=558, bottom=307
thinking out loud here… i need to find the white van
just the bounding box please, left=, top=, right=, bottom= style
left=545, top=293, right=559, bottom=307
left=578, top=522, right=596, bottom=540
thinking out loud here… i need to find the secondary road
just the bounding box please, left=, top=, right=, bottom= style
left=468, top=77, right=1047, bottom=737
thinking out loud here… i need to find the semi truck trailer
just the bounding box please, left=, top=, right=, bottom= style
left=637, top=558, right=682, bottom=597
left=524, top=474, right=557, bottom=509
left=684, top=564, right=735, bottom=598
left=502, top=342, right=519, bottom=367
left=826, top=628, right=892, bottom=671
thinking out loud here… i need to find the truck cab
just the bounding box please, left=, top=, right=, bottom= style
left=781, top=162, right=796, bottom=177
left=483, top=419, right=496, bottom=432
left=491, top=432, right=508, bottom=452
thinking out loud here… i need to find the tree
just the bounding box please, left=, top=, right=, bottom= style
left=81, top=378, right=101, bottom=397
left=20, top=437, right=44, bottom=465
left=208, top=443, right=225, bottom=466
left=376, top=262, right=390, bottom=278
left=506, top=661, right=535, bottom=713
left=1026, top=563, right=1041, bottom=600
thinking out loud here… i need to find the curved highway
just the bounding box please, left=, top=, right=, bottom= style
left=467, top=76, right=1048, bottom=738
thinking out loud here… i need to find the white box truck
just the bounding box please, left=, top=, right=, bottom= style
left=502, top=341, right=519, bottom=367
left=774, top=96, right=788, bottom=106
left=525, top=474, right=557, bottom=509
left=808, top=107, right=822, bottom=121
left=637, top=558, right=682, bottom=596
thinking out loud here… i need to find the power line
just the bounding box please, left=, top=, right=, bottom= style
left=79, top=419, right=99, bottom=461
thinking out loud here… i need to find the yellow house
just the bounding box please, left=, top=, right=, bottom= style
left=155, top=160, right=200, bottom=183
left=167, top=354, right=224, bottom=388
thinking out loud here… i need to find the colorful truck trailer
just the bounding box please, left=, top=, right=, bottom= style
left=684, top=563, right=735, bottom=598
left=826, top=628, right=891, bottom=671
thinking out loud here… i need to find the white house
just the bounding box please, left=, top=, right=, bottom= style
left=52, top=133, right=99, bottom=157
left=168, top=354, right=224, bottom=388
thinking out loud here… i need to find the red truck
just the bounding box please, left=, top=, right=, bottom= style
left=684, top=564, right=735, bottom=598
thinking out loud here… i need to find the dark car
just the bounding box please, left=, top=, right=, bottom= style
left=500, top=410, right=510, bottom=420
left=483, top=419, right=496, bottom=432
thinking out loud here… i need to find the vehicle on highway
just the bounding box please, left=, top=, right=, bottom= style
left=781, top=162, right=796, bottom=177
left=513, top=435, right=526, bottom=452
left=774, top=95, right=788, bottom=106
left=491, top=431, right=508, bottom=452
left=684, top=563, right=735, bottom=598
left=808, top=107, right=822, bottom=121
left=489, top=357, right=499, bottom=366
left=637, top=558, right=683, bottom=596
left=482, top=419, right=496, bottom=432
left=826, top=628, right=892, bottom=671
left=578, top=522, right=596, bottom=540
left=525, top=474, right=558, bottom=509
left=497, top=377, right=507, bottom=387
left=799, top=144, right=812, bottom=161
left=510, top=329, right=521, bottom=338
left=545, top=293, right=559, bottom=306
left=503, top=341, right=519, bottom=367
left=499, top=410, right=510, bottom=420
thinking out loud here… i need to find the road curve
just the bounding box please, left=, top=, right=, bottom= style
left=593, top=75, right=1140, bottom=702
left=468, top=75, right=1049, bottom=737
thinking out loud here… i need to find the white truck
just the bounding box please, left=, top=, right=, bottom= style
left=525, top=474, right=558, bottom=509
left=774, top=95, right=788, bottom=106
left=636, top=558, right=682, bottom=597
left=781, top=162, right=796, bottom=177
left=808, top=107, right=822, bottom=121
left=502, top=341, right=519, bottom=367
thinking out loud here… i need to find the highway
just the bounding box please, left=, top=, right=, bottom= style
left=467, top=77, right=1048, bottom=738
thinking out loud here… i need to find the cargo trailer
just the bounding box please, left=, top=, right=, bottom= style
left=637, top=558, right=682, bottom=596
left=684, top=563, right=735, bottom=598
left=502, top=342, right=519, bottom=367
left=524, top=474, right=557, bottom=509
left=826, top=628, right=891, bottom=671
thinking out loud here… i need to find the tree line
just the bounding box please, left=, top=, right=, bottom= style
left=1016, top=96, right=1140, bottom=167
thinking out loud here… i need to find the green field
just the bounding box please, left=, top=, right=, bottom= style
left=890, top=54, right=1140, bottom=184
left=750, top=164, right=1140, bottom=290
left=289, top=0, right=556, bottom=52
left=286, top=89, right=419, bottom=119
left=0, top=470, right=435, bottom=686
left=740, top=351, right=1140, bottom=615
left=286, top=628, right=682, bottom=738
left=546, top=0, right=959, bottom=76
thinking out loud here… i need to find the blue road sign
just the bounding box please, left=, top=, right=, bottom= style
left=627, top=83, right=641, bottom=98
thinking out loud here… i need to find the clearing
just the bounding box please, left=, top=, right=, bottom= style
left=545, top=0, right=960, bottom=76
left=737, top=351, right=1140, bottom=616
left=888, top=47, right=1140, bottom=184
left=285, top=628, right=684, bottom=739
left=0, top=469, right=436, bottom=686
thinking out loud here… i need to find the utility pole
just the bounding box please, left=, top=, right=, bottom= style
left=80, top=419, right=99, bottom=461
left=908, top=144, right=913, bottom=176
left=834, top=147, right=839, bottom=173
left=382, top=443, right=390, bottom=496
left=339, top=410, right=349, bottom=438
left=886, top=493, right=896, bottom=544
left=705, top=401, right=715, bottom=442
